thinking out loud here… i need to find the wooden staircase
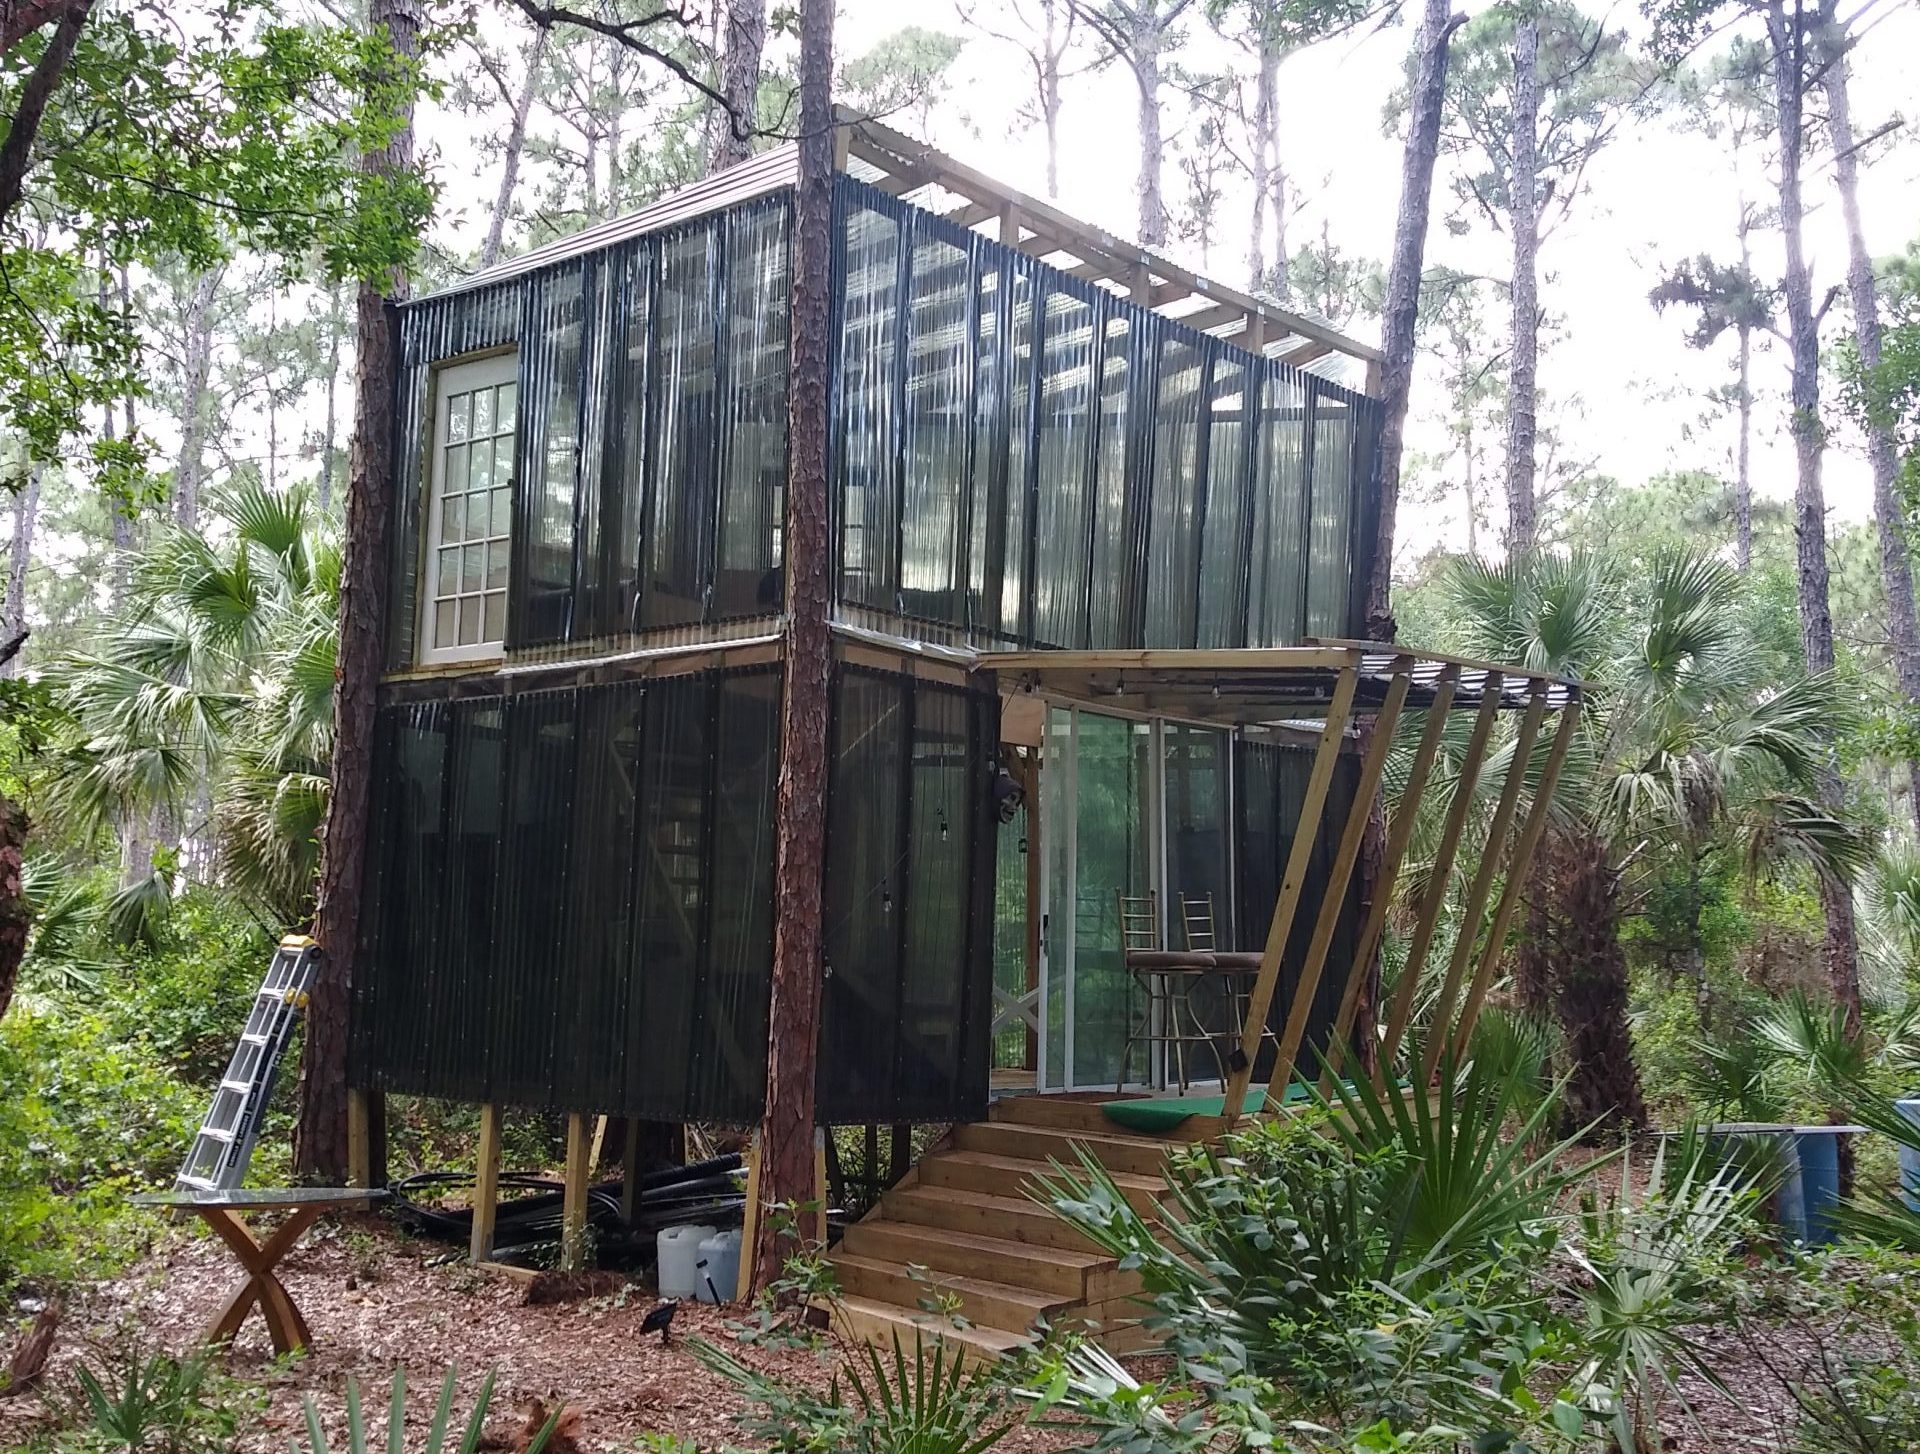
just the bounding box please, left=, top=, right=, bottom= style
left=825, top=1095, right=1208, bottom=1362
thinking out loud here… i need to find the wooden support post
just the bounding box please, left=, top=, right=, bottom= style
left=1420, top=687, right=1547, bottom=1086
left=735, top=1132, right=763, bottom=1302
left=813, top=1127, right=829, bottom=1246
left=1376, top=677, right=1504, bottom=1077
left=588, top=1114, right=609, bottom=1171
left=1319, top=670, right=1458, bottom=1094
left=561, top=1111, right=590, bottom=1272
left=471, top=1102, right=501, bottom=1263
left=1450, top=698, right=1581, bottom=1059
left=1222, top=658, right=1360, bottom=1122
left=620, top=1117, right=645, bottom=1225
left=1023, top=751, right=1042, bottom=1074
left=1265, top=669, right=1411, bottom=1101
left=346, top=1089, right=371, bottom=1189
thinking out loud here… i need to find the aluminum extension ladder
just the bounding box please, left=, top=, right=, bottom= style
left=173, top=935, right=321, bottom=1193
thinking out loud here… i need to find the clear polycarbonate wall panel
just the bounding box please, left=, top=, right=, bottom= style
left=608, top=243, right=652, bottom=635
left=1144, top=333, right=1204, bottom=647
left=516, top=270, right=584, bottom=644
left=967, top=261, right=1006, bottom=635
left=1071, top=711, right=1154, bottom=1089
left=897, top=685, right=973, bottom=1112
left=900, top=231, right=971, bottom=625
left=1031, top=290, right=1097, bottom=648
left=1306, top=384, right=1357, bottom=639
left=1197, top=357, right=1250, bottom=648
left=434, top=700, right=507, bottom=1099
left=1164, top=723, right=1234, bottom=1042
left=643, top=224, right=721, bottom=629
left=1087, top=309, right=1137, bottom=648
left=991, top=795, right=1031, bottom=1071
left=838, top=202, right=902, bottom=610
left=1001, top=264, right=1036, bottom=641
left=715, top=202, right=790, bottom=619
left=1249, top=368, right=1309, bottom=647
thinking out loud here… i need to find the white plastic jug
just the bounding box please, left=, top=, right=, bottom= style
left=694, top=1228, right=742, bottom=1305
left=656, top=1224, right=718, bottom=1298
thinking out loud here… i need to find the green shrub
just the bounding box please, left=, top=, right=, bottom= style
left=109, top=892, right=273, bottom=1084
left=33, top=1341, right=263, bottom=1454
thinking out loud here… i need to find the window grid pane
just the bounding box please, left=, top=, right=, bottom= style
left=430, top=373, right=516, bottom=655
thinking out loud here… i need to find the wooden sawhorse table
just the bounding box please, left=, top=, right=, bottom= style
left=134, top=1188, right=385, bottom=1355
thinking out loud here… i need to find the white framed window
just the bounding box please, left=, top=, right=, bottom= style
left=419, top=353, right=518, bottom=665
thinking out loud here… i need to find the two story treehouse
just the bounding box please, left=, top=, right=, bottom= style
left=349, top=117, right=1578, bottom=1355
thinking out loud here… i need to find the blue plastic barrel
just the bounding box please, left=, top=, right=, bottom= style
left=1896, top=1100, right=1920, bottom=1212
left=1789, top=1125, right=1867, bottom=1244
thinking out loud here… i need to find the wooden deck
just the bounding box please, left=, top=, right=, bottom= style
left=823, top=1093, right=1224, bottom=1362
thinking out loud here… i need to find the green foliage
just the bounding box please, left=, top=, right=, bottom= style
left=300, top=1369, right=560, bottom=1454
left=47, top=1342, right=263, bottom=1454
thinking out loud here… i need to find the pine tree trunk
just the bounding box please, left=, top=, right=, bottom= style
left=2, top=464, right=39, bottom=677
left=753, top=0, right=833, bottom=1293
left=1364, top=0, right=1465, bottom=641
left=1765, top=0, right=1863, bottom=1048
left=1735, top=321, right=1753, bottom=571
left=1040, top=0, right=1064, bottom=199
left=710, top=0, right=766, bottom=175
left=1246, top=42, right=1276, bottom=291
left=0, top=796, right=26, bottom=1025
left=1131, top=13, right=1167, bottom=248
left=1503, top=16, right=1540, bottom=558
left=174, top=267, right=223, bottom=530
left=481, top=24, right=547, bottom=269
left=296, top=0, right=421, bottom=1182
left=1537, top=832, right=1648, bottom=1136
left=320, top=284, right=343, bottom=512
left=1822, top=18, right=1920, bottom=830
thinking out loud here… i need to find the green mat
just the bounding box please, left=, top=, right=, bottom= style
left=1099, top=1086, right=1302, bottom=1132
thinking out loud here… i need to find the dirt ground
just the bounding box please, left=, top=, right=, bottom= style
left=0, top=1212, right=1829, bottom=1452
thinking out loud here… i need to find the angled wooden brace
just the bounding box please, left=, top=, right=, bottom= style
left=1222, top=657, right=1360, bottom=1122
left=1450, top=697, right=1581, bottom=1060
left=1317, top=668, right=1459, bottom=1094
left=1264, top=666, right=1412, bottom=1103
left=1420, top=685, right=1548, bottom=1087
left=1375, top=673, right=1504, bottom=1078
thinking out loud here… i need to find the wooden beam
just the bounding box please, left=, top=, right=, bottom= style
left=588, top=1114, right=609, bottom=1172
left=1318, top=670, right=1459, bottom=1093
left=561, top=1111, right=591, bottom=1272
left=1264, top=668, right=1412, bottom=1099
left=1419, top=687, right=1548, bottom=1086
left=1310, top=638, right=1584, bottom=693
left=1222, top=657, right=1361, bottom=1121
left=1376, top=676, right=1504, bottom=1076
left=813, top=1127, right=829, bottom=1245
left=735, top=1132, right=763, bottom=1302
left=620, top=1117, right=644, bottom=1224
left=471, top=1102, right=501, bottom=1263
left=1450, top=700, right=1581, bottom=1059
left=1277, top=340, right=1335, bottom=368
left=346, top=1089, right=371, bottom=1189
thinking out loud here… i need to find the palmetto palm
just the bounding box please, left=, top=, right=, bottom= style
left=1439, top=548, right=1859, bottom=1132
left=53, top=483, right=338, bottom=925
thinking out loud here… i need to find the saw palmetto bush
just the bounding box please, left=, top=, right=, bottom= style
left=51, top=481, right=338, bottom=924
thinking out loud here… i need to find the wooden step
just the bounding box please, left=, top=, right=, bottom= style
left=828, top=1252, right=1067, bottom=1336
left=952, top=1120, right=1178, bottom=1179
left=839, top=1219, right=1103, bottom=1299
left=822, top=1295, right=1032, bottom=1368
left=881, top=1184, right=1103, bottom=1253
left=920, top=1149, right=1166, bottom=1216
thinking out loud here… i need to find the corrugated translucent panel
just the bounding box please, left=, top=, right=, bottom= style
left=821, top=669, right=907, bottom=1116
left=691, top=672, right=780, bottom=1122
left=1086, top=308, right=1137, bottom=648
left=1001, top=264, right=1035, bottom=641
left=435, top=699, right=506, bottom=1100
left=1249, top=367, right=1309, bottom=646
left=1164, top=722, right=1234, bottom=1038
left=387, top=283, right=526, bottom=669
left=608, top=242, right=653, bottom=635
left=837, top=201, right=902, bottom=611
left=896, top=684, right=973, bottom=1114
left=966, top=261, right=1005, bottom=636
left=1197, top=356, right=1250, bottom=648
left=900, top=230, right=971, bottom=625
left=1031, top=289, right=1097, bottom=648
left=715, top=200, right=791, bottom=619
left=643, top=222, right=720, bottom=629
left=990, top=796, right=1029, bottom=1071
left=1144, top=333, right=1204, bottom=647
left=515, top=267, right=584, bottom=645
left=571, top=260, right=614, bottom=638
left=1306, top=382, right=1356, bottom=639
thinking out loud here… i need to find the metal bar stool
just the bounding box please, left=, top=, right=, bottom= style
left=1116, top=890, right=1225, bottom=1093
left=1179, top=892, right=1281, bottom=1072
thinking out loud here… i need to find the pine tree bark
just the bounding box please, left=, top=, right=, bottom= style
left=174, top=267, right=223, bottom=530
left=2, top=464, right=39, bottom=678
left=481, top=24, right=548, bottom=269
left=709, top=0, right=765, bottom=175
left=0, top=796, right=26, bottom=1025
left=1246, top=39, right=1278, bottom=292
left=296, top=0, right=421, bottom=1182
left=1821, top=14, right=1920, bottom=830
left=1038, top=0, right=1068, bottom=198
left=1503, top=15, right=1540, bottom=558
left=1131, top=16, right=1168, bottom=248
left=1764, top=0, right=1862, bottom=1047
left=753, top=0, right=832, bottom=1292
left=1364, top=0, right=1466, bottom=642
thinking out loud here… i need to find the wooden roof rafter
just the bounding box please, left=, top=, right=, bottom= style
left=838, top=111, right=1383, bottom=388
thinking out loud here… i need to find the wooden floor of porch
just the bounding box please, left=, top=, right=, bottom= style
left=823, top=1092, right=1228, bottom=1362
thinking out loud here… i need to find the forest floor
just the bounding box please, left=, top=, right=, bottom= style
left=0, top=1212, right=1827, bottom=1453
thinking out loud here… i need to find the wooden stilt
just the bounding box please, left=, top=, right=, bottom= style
left=1223, top=658, right=1360, bottom=1122
left=471, top=1102, right=501, bottom=1263
left=813, top=1126, right=829, bottom=1246
left=1376, top=677, right=1504, bottom=1078
left=1450, top=699, right=1581, bottom=1059
left=1320, top=671, right=1458, bottom=1094
left=1265, top=668, right=1411, bottom=1100
left=346, top=1089, right=371, bottom=1189
left=561, top=1111, right=590, bottom=1272
left=735, top=1132, right=763, bottom=1302
left=1420, top=688, right=1547, bottom=1086
left=620, top=1117, right=645, bottom=1225
left=588, top=1114, right=609, bottom=1171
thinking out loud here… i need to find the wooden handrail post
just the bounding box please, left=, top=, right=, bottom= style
left=1222, top=657, right=1360, bottom=1122
left=1420, top=686, right=1547, bottom=1086
left=1450, top=697, right=1581, bottom=1059
left=1265, top=668, right=1412, bottom=1103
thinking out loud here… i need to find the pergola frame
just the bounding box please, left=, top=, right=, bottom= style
left=982, top=639, right=1583, bottom=1122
